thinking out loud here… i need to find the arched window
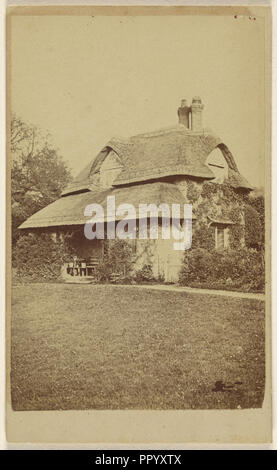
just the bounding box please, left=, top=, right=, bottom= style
left=206, top=148, right=228, bottom=184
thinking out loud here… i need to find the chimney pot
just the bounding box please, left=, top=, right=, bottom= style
left=192, top=96, right=202, bottom=104
left=178, top=99, right=190, bottom=128
left=191, top=96, right=204, bottom=131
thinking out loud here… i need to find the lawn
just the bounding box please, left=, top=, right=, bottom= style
left=11, top=283, right=265, bottom=410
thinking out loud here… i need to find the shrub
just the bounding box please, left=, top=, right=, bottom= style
left=191, top=224, right=215, bottom=251
left=134, top=264, right=155, bottom=283
left=14, top=232, right=70, bottom=281
left=179, top=247, right=265, bottom=292
left=94, top=239, right=135, bottom=283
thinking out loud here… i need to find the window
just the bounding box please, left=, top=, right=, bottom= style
left=216, top=227, right=224, bottom=249
left=215, top=225, right=229, bottom=249
left=99, top=150, right=123, bottom=188
left=206, top=148, right=228, bottom=184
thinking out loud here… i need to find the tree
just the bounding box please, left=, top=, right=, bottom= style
left=11, top=115, right=72, bottom=246
left=243, top=187, right=265, bottom=250
left=244, top=204, right=262, bottom=249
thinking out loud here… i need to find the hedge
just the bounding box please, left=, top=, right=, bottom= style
left=179, top=247, right=265, bottom=293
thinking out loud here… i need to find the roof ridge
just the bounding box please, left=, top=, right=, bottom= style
left=130, top=125, right=216, bottom=140
left=106, top=126, right=219, bottom=143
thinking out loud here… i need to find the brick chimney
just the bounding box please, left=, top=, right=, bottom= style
left=191, top=96, right=204, bottom=131
left=177, top=99, right=190, bottom=128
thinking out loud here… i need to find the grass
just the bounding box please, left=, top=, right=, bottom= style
left=11, top=283, right=265, bottom=410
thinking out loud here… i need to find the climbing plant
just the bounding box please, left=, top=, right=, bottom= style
left=93, top=239, right=135, bottom=282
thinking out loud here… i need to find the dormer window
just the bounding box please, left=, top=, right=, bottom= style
left=98, top=150, right=123, bottom=188
left=206, top=148, right=228, bottom=183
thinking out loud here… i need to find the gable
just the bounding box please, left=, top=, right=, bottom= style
left=62, top=148, right=123, bottom=196
left=91, top=150, right=123, bottom=188
left=206, top=147, right=229, bottom=183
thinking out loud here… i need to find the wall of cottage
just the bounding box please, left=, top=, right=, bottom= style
left=132, top=226, right=184, bottom=282
left=44, top=179, right=248, bottom=283
left=174, top=178, right=247, bottom=251
left=131, top=179, right=247, bottom=282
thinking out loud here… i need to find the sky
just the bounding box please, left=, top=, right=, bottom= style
left=10, top=13, right=267, bottom=187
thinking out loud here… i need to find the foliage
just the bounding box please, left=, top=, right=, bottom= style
left=191, top=222, right=215, bottom=250
left=134, top=264, right=155, bottom=283
left=244, top=204, right=263, bottom=249
left=186, top=179, right=202, bottom=202
left=200, top=181, right=219, bottom=199
left=93, top=239, right=135, bottom=282
left=11, top=115, right=72, bottom=248
left=247, top=189, right=265, bottom=248
left=14, top=232, right=71, bottom=281
left=179, top=247, right=265, bottom=292
left=250, top=192, right=265, bottom=223
left=186, top=180, right=265, bottom=255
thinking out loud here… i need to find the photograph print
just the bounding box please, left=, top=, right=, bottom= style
left=8, top=7, right=269, bottom=415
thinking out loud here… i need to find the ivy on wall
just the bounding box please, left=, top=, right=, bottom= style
left=178, top=180, right=265, bottom=292
left=185, top=180, right=258, bottom=250
left=191, top=222, right=215, bottom=251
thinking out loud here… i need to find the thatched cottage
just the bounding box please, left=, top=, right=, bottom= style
left=19, top=97, right=252, bottom=282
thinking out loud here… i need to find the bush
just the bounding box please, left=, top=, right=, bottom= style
left=14, top=232, right=70, bottom=281
left=134, top=264, right=155, bottom=283
left=93, top=239, right=135, bottom=283
left=179, top=247, right=265, bottom=293
left=93, top=243, right=157, bottom=284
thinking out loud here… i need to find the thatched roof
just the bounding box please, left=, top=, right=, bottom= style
left=19, top=182, right=192, bottom=229
left=62, top=125, right=252, bottom=196
left=112, top=128, right=229, bottom=186
left=20, top=123, right=252, bottom=230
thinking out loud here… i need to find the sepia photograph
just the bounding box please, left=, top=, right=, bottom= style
left=6, top=5, right=271, bottom=444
